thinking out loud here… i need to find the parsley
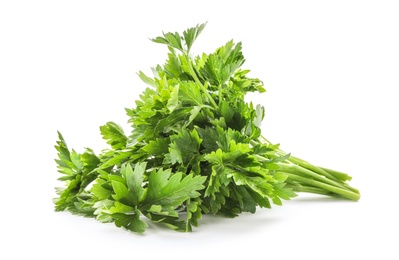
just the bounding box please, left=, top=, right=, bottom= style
left=54, top=23, right=360, bottom=233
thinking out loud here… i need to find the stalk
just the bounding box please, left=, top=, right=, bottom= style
left=284, top=174, right=360, bottom=201
left=257, top=135, right=360, bottom=201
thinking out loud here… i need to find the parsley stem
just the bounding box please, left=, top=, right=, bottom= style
left=318, top=166, right=352, bottom=182
left=284, top=173, right=360, bottom=201
left=287, top=185, right=342, bottom=197
left=259, top=136, right=340, bottom=180
left=278, top=163, right=353, bottom=192
left=251, top=137, right=360, bottom=200
left=286, top=156, right=337, bottom=179
left=258, top=135, right=359, bottom=193
left=289, top=158, right=359, bottom=194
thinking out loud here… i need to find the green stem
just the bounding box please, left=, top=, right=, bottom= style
left=287, top=184, right=336, bottom=197
left=284, top=155, right=341, bottom=181
left=278, top=163, right=351, bottom=191
left=284, top=173, right=360, bottom=201
left=255, top=152, right=360, bottom=199
left=282, top=155, right=359, bottom=193
left=259, top=135, right=357, bottom=180
left=255, top=136, right=360, bottom=200
left=319, top=166, right=352, bottom=181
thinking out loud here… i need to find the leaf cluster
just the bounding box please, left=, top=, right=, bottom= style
left=54, top=23, right=358, bottom=234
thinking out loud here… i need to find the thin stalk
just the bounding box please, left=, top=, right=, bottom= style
left=260, top=135, right=340, bottom=179
left=283, top=155, right=342, bottom=181
left=278, top=163, right=352, bottom=191
left=253, top=152, right=360, bottom=199
left=254, top=136, right=360, bottom=199
left=286, top=155, right=360, bottom=193
left=287, top=185, right=335, bottom=196
left=319, top=166, right=352, bottom=181
left=284, top=173, right=360, bottom=201
left=258, top=135, right=359, bottom=194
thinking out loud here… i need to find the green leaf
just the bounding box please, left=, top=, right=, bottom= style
left=113, top=210, right=148, bottom=234
left=109, top=201, right=134, bottom=214
left=81, top=148, right=100, bottom=172
left=200, top=53, right=224, bottom=86
left=55, top=131, right=76, bottom=174
left=99, top=149, right=134, bottom=169
left=143, top=169, right=206, bottom=209
left=199, top=40, right=245, bottom=86
left=186, top=199, right=202, bottom=227
left=147, top=205, right=179, bottom=218
left=197, top=127, right=220, bottom=153
left=54, top=176, right=85, bottom=212
left=93, top=199, right=114, bottom=222
left=231, top=172, right=274, bottom=200
left=232, top=185, right=258, bottom=213
left=152, top=31, right=183, bottom=52
left=91, top=179, right=112, bottom=200
left=253, top=104, right=264, bottom=128
left=54, top=133, right=89, bottom=212
left=178, top=54, right=192, bottom=75
left=246, top=188, right=271, bottom=209
left=152, top=23, right=206, bottom=53
left=166, top=129, right=202, bottom=164
left=145, top=213, right=187, bottom=232
left=218, top=101, right=235, bottom=124
left=122, top=162, right=146, bottom=205
left=183, top=22, right=207, bottom=52
left=164, top=48, right=184, bottom=78
left=184, top=105, right=202, bottom=127
left=179, top=81, right=203, bottom=106
left=100, top=122, right=127, bottom=149
left=154, top=107, right=191, bottom=133
left=141, top=138, right=170, bottom=156
left=108, top=174, right=125, bottom=183
left=70, top=150, right=83, bottom=171
left=166, top=84, right=180, bottom=112
left=111, top=180, right=130, bottom=202
left=205, top=164, right=231, bottom=199
left=137, top=71, right=156, bottom=87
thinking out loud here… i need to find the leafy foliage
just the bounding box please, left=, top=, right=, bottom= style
left=54, top=23, right=360, bottom=234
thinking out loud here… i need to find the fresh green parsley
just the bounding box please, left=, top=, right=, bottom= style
left=54, top=23, right=360, bottom=234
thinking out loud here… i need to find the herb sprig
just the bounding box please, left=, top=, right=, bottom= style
left=54, top=23, right=360, bottom=233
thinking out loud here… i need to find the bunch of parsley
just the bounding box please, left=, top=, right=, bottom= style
left=54, top=23, right=360, bottom=233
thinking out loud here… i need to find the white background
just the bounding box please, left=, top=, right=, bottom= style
left=1, top=0, right=398, bottom=259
